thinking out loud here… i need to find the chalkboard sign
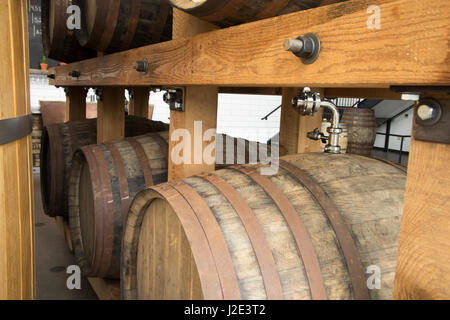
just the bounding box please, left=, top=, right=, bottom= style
left=28, top=0, right=59, bottom=69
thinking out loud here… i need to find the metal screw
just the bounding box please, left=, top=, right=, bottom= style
left=417, top=104, right=436, bottom=121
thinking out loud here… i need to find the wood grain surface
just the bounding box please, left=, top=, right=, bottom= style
left=394, top=100, right=450, bottom=299
left=0, top=0, right=34, bottom=300
left=50, top=0, right=450, bottom=88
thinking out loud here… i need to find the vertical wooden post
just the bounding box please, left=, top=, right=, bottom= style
left=0, top=0, right=34, bottom=300
left=65, top=87, right=87, bottom=121
left=394, top=99, right=450, bottom=299
left=168, top=10, right=219, bottom=181
left=129, top=87, right=150, bottom=119
left=97, top=87, right=125, bottom=144
left=279, top=88, right=323, bottom=156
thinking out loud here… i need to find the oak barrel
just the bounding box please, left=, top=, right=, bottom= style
left=122, top=153, right=406, bottom=300
left=31, top=114, right=43, bottom=168
left=169, top=0, right=344, bottom=27
left=74, top=0, right=172, bottom=53
left=342, top=109, right=377, bottom=156
left=40, top=116, right=169, bottom=218
left=69, top=132, right=269, bottom=278
left=41, top=0, right=96, bottom=62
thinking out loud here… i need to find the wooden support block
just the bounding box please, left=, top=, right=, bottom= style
left=129, top=87, right=150, bottom=118
left=279, top=88, right=323, bottom=156
left=65, top=87, right=87, bottom=121
left=168, top=86, right=219, bottom=181
left=394, top=100, right=450, bottom=300
left=88, top=278, right=121, bottom=300
left=97, top=87, right=125, bottom=144
left=168, top=10, right=219, bottom=181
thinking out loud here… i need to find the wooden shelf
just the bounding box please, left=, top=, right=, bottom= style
left=49, top=0, right=450, bottom=89
left=54, top=0, right=450, bottom=301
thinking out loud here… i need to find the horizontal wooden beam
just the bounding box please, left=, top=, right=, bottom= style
left=49, top=0, right=449, bottom=88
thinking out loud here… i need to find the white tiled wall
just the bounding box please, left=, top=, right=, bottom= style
left=374, top=108, right=413, bottom=152
left=150, top=92, right=282, bottom=144
left=30, top=73, right=66, bottom=113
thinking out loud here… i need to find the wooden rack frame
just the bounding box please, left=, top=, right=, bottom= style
left=50, top=0, right=449, bottom=300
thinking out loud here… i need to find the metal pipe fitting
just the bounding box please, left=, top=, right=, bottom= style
left=292, top=87, right=342, bottom=154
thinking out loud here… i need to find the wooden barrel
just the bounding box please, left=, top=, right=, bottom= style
left=41, top=0, right=96, bottom=62
left=31, top=114, right=43, bottom=168
left=40, top=116, right=169, bottom=218
left=169, top=0, right=344, bottom=27
left=122, top=153, right=406, bottom=300
left=342, top=109, right=377, bottom=156
left=69, top=132, right=269, bottom=278
left=74, top=0, right=172, bottom=53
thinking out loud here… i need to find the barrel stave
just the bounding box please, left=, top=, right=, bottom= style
left=75, top=0, right=172, bottom=53
left=169, top=0, right=344, bottom=27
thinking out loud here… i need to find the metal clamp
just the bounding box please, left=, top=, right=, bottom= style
left=292, top=87, right=342, bottom=154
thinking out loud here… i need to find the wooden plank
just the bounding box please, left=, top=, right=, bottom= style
left=0, top=0, right=34, bottom=300
left=65, top=87, right=87, bottom=121
left=88, top=278, right=121, bottom=300
left=394, top=100, right=450, bottom=299
left=97, top=87, right=125, bottom=143
left=129, top=87, right=150, bottom=118
left=49, top=0, right=450, bottom=88
left=168, top=10, right=219, bottom=181
left=279, top=88, right=323, bottom=156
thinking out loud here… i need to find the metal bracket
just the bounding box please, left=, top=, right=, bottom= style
left=414, top=98, right=450, bottom=144
left=163, top=88, right=185, bottom=112
left=127, top=88, right=135, bottom=100
left=95, top=88, right=104, bottom=101
left=64, top=87, right=88, bottom=97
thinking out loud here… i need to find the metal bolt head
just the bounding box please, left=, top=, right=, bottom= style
left=417, top=104, right=436, bottom=121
